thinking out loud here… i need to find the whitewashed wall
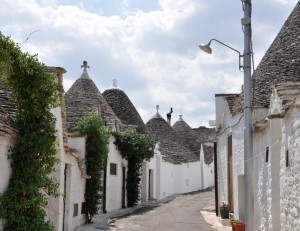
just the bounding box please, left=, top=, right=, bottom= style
left=0, top=136, right=14, bottom=230
left=279, top=108, right=300, bottom=231
left=105, top=136, right=127, bottom=212
left=66, top=136, right=87, bottom=231
left=47, top=106, right=65, bottom=231
left=174, top=161, right=202, bottom=194
left=215, top=95, right=244, bottom=219
left=254, top=117, right=282, bottom=231
left=200, top=145, right=214, bottom=189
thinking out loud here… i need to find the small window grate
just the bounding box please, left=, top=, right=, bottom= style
left=286, top=150, right=289, bottom=167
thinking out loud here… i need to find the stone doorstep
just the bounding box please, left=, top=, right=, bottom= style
left=219, top=217, right=231, bottom=227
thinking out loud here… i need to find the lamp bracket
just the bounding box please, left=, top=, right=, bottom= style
left=241, top=17, right=251, bottom=25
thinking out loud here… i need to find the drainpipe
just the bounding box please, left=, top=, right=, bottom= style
left=102, top=167, right=107, bottom=213
left=214, top=142, right=219, bottom=216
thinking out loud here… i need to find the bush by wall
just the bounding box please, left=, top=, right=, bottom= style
left=113, top=131, right=154, bottom=207
left=77, top=113, right=110, bottom=223
left=0, top=32, right=59, bottom=231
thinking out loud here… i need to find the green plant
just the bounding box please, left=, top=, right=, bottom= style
left=113, top=131, right=154, bottom=207
left=0, top=32, right=59, bottom=230
left=219, top=202, right=229, bottom=219
left=233, top=219, right=244, bottom=224
left=77, top=113, right=110, bottom=223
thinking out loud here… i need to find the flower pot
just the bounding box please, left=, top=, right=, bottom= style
left=234, top=222, right=245, bottom=231
left=230, top=220, right=235, bottom=231
left=220, top=209, right=229, bottom=219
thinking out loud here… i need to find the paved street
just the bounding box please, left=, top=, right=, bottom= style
left=109, top=190, right=216, bottom=231
left=76, top=189, right=231, bottom=231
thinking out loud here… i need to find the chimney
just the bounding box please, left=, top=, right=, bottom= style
left=167, top=107, right=173, bottom=125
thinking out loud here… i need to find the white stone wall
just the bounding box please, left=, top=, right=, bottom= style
left=200, top=145, right=215, bottom=189
left=47, top=106, right=65, bottom=231
left=280, top=108, right=300, bottom=231
left=215, top=95, right=245, bottom=219
left=106, top=136, right=127, bottom=212
left=0, top=136, right=14, bottom=230
left=63, top=154, right=86, bottom=231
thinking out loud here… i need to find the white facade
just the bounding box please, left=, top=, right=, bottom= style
left=215, top=85, right=300, bottom=230
left=105, top=136, right=128, bottom=212
left=200, top=144, right=215, bottom=189
left=141, top=142, right=214, bottom=203
left=0, top=136, right=14, bottom=230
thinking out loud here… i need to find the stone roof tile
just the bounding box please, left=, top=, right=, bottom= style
left=231, top=2, right=300, bottom=115
left=172, top=115, right=201, bottom=160
left=146, top=116, right=198, bottom=164
left=103, top=88, right=147, bottom=134
left=202, top=144, right=214, bottom=165
left=0, top=88, right=17, bottom=136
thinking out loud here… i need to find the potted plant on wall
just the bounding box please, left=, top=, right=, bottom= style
left=219, top=202, right=229, bottom=219
left=233, top=220, right=245, bottom=231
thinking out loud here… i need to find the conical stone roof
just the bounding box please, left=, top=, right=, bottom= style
left=231, top=1, right=300, bottom=114
left=65, top=62, right=119, bottom=132
left=103, top=85, right=147, bottom=134
left=172, top=115, right=201, bottom=159
left=146, top=113, right=198, bottom=164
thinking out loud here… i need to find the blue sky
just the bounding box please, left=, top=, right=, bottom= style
left=0, top=0, right=298, bottom=127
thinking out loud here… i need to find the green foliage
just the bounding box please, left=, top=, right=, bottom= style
left=77, top=113, right=110, bottom=223
left=0, top=32, right=59, bottom=230
left=113, top=131, right=154, bottom=207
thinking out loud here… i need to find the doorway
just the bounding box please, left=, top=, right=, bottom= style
left=227, top=135, right=234, bottom=212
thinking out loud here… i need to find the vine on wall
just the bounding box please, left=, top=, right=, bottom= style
left=77, top=113, right=110, bottom=223
left=113, top=131, right=154, bottom=207
left=0, top=32, right=59, bottom=230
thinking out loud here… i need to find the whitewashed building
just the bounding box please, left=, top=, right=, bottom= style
left=214, top=1, right=300, bottom=230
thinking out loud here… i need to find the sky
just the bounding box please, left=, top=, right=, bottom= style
left=0, top=0, right=298, bottom=128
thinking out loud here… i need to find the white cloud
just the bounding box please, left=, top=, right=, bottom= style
left=0, top=0, right=298, bottom=128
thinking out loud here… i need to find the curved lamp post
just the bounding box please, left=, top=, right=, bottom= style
left=199, top=39, right=243, bottom=70
left=199, top=1, right=253, bottom=230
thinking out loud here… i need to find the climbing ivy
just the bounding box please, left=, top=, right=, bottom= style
left=0, top=32, right=59, bottom=230
left=77, top=113, right=110, bottom=223
left=113, top=131, right=154, bottom=207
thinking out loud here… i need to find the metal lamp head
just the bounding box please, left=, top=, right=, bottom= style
left=199, top=42, right=212, bottom=54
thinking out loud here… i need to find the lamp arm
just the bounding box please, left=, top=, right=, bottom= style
left=209, top=39, right=243, bottom=70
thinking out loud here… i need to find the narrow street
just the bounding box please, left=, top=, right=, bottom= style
left=108, top=189, right=220, bottom=231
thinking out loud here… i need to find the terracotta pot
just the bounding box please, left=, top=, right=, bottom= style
left=234, top=222, right=245, bottom=231
left=230, top=220, right=235, bottom=231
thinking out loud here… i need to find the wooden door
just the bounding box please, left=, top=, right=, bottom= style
left=227, top=135, right=234, bottom=212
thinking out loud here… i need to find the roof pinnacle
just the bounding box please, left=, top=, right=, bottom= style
left=80, top=61, right=91, bottom=79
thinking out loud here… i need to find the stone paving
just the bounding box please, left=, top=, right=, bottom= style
left=75, top=188, right=232, bottom=231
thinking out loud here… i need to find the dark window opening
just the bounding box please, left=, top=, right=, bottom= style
left=286, top=150, right=289, bottom=167
left=110, top=163, right=117, bottom=175
left=73, top=203, right=78, bottom=217
left=266, top=147, right=269, bottom=162
left=81, top=202, right=86, bottom=215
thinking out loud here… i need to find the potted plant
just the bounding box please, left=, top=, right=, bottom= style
left=230, top=219, right=235, bottom=231
left=219, top=202, right=229, bottom=219
left=233, top=220, right=245, bottom=231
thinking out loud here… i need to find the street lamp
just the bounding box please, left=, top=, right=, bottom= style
left=199, top=1, right=253, bottom=230
left=199, top=39, right=243, bottom=70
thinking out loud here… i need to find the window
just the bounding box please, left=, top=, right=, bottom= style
left=266, top=147, right=269, bottom=162
left=286, top=150, right=289, bottom=167
left=110, top=163, right=117, bottom=175
left=73, top=203, right=78, bottom=217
